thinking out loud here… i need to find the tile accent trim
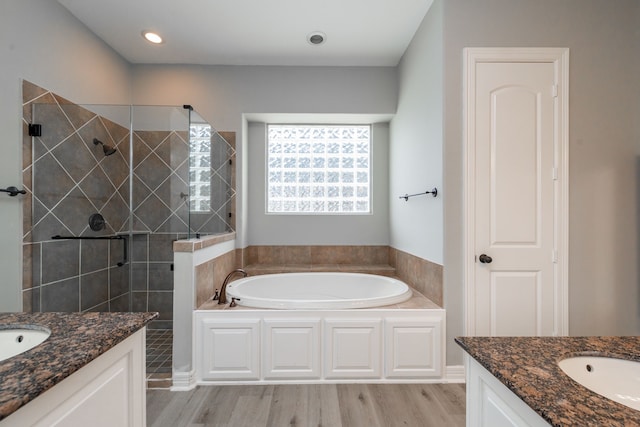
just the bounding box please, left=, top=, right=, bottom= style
left=173, top=232, right=236, bottom=253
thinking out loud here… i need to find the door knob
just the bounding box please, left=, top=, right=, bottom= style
left=479, top=254, right=492, bottom=264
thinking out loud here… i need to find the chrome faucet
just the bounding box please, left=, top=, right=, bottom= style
left=218, top=269, right=247, bottom=304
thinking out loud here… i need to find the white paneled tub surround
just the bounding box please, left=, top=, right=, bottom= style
left=194, top=305, right=445, bottom=385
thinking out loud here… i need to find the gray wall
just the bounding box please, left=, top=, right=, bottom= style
left=247, top=122, right=390, bottom=245
left=442, top=0, right=640, bottom=364
left=6, top=0, right=639, bottom=372
left=0, top=0, right=131, bottom=311
left=390, top=0, right=443, bottom=263
left=389, top=0, right=451, bottom=361
left=130, top=65, right=398, bottom=247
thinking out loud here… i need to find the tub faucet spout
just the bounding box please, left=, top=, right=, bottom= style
left=219, top=269, right=248, bottom=304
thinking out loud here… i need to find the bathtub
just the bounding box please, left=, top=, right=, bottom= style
left=226, top=272, right=413, bottom=309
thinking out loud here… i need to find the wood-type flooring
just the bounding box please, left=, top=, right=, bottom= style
left=147, top=383, right=465, bottom=427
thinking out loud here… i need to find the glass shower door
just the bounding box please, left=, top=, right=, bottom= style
left=22, top=84, right=230, bottom=332
left=187, top=109, right=236, bottom=236
left=129, top=105, right=190, bottom=329
left=26, top=101, right=131, bottom=313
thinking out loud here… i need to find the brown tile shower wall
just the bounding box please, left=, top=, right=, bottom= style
left=130, top=234, right=176, bottom=330
left=22, top=80, right=131, bottom=313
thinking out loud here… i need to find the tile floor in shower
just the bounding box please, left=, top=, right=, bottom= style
left=146, top=329, right=173, bottom=389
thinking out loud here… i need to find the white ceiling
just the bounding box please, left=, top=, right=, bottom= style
left=58, top=0, right=433, bottom=67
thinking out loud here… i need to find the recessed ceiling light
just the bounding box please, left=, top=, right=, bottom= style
left=142, top=31, right=163, bottom=44
left=307, top=32, right=326, bottom=46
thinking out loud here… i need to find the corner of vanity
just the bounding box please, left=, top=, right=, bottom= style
left=456, top=336, right=640, bottom=427
left=0, top=311, right=157, bottom=427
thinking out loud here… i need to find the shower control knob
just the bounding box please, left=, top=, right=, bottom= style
left=478, top=254, right=492, bottom=264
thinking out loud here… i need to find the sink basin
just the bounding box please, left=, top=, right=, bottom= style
left=0, top=327, right=51, bottom=362
left=559, top=356, right=640, bottom=411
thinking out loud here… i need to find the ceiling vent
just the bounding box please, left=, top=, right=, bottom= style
left=307, top=32, right=326, bottom=45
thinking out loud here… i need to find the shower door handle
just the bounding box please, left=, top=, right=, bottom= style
left=0, top=186, right=26, bottom=197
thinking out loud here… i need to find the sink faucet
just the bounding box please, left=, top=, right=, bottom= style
left=219, top=269, right=247, bottom=304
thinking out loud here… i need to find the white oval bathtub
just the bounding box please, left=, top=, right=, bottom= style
left=225, top=272, right=413, bottom=309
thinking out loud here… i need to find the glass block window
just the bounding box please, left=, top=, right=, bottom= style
left=267, top=124, right=371, bottom=214
left=189, top=124, right=212, bottom=212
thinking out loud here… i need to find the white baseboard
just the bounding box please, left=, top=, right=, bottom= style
left=190, top=368, right=467, bottom=386
left=171, top=370, right=196, bottom=391
left=174, top=368, right=465, bottom=388
left=444, top=365, right=465, bottom=383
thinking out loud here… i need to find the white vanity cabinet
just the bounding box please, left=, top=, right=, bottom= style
left=1, top=329, right=146, bottom=427
left=465, top=356, right=549, bottom=427
left=195, top=310, right=445, bottom=384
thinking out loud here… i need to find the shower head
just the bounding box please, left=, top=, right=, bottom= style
left=93, top=138, right=117, bottom=156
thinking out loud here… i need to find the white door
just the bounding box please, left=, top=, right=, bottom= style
left=464, top=48, right=569, bottom=337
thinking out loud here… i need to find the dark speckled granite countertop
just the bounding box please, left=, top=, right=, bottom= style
left=456, top=336, right=640, bottom=426
left=0, top=312, right=157, bottom=421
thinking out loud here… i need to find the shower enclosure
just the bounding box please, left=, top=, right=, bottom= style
left=22, top=81, right=235, bottom=331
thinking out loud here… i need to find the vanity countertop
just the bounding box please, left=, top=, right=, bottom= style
left=455, top=336, right=640, bottom=426
left=0, top=311, right=157, bottom=421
